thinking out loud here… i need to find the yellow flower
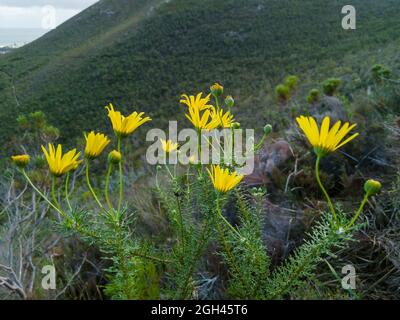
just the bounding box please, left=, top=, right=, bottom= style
left=160, top=139, right=179, bottom=153
left=180, top=93, right=213, bottom=112
left=84, top=131, right=110, bottom=159
left=41, top=143, right=82, bottom=177
left=296, top=115, right=359, bottom=157
left=105, top=103, right=151, bottom=137
left=184, top=102, right=213, bottom=130
left=207, top=165, right=243, bottom=193
left=11, top=154, right=30, bottom=168
left=180, top=93, right=218, bottom=130
left=209, top=107, right=235, bottom=129
left=210, top=83, right=224, bottom=97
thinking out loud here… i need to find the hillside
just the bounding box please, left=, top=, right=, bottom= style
left=0, top=0, right=400, bottom=155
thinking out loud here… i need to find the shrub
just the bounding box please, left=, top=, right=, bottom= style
left=322, top=78, right=341, bottom=96
left=307, top=88, right=321, bottom=104
left=285, top=75, right=300, bottom=92
left=275, top=84, right=290, bottom=103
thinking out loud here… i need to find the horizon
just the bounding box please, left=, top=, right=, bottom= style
left=0, top=1, right=98, bottom=47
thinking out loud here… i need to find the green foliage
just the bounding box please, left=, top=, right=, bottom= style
left=322, top=78, right=341, bottom=96
left=264, top=213, right=352, bottom=299
left=222, top=189, right=271, bottom=299
left=371, top=64, right=392, bottom=83
left=307, top=88, right=321, bottom=104
left=155, top=171, right=216, bottom=299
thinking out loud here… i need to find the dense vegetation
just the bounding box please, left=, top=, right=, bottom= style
left=0, top=0, right=400, bottom=155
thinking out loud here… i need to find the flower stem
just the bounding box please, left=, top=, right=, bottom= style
left=65, top=172, right=72, bottom=212
left=21, top=169, right=65, bottom=217
left=216, top=193, right=243, bottom=240
left=315, top=156, right=337, bottom=223
left=254, top=132, right=267, bottom=151
left=346, top=193, right=369, bottom=229
left=51, top=176, right=61, bottom=210
left=105, top=162, right=113, bottom=210
left=117, top=137, right=123, bottom=214
left=197, top=129, right=202, bottom=175
left=85, top=159, right=104, bottom=210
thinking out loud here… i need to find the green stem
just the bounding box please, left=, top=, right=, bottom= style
left=85, top=159, right=104, bottom=210
left=347, top=193, right=369, bottom=229
left=254, top=132, right=267, bottom=151
left=117, top=137, right=123, bottom=214
left=216, top=193, right=243, bottom=240
left=65, top=173, right=72, bottom=211
left=197, top=129, right=202, bottom=175
left=315, top=156, right=337, bottom=223
left=175, top=190, right=185, bottom=253
left=105, top=162, right=113, bottom=210
left=115, top=219, right=129, bottom=298
left=21, top=169, right=65, bottom=217
left=51, top=176, right=61, bottom=210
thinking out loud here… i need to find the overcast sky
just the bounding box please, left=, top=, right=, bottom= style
left=0, top=0, right=99, bottom=28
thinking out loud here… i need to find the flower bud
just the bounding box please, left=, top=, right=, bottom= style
left=263, top=124, right=273, bottom=135
left=108, top=150, right=122, bottom=164
left=11, top=154, right=30, bottom=168
left=210, top=82, right=223, bottom=97
left=225, top=95, right=235, bottom=108
left=231, top=122, right=241, bottom=129
left=364, top=179, right=382, bottom=196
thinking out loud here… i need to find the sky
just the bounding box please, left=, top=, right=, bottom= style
left=0, top=0, right=99, bottom=29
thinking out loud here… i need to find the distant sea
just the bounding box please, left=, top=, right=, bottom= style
left=0, top=28, right=47, bottom=48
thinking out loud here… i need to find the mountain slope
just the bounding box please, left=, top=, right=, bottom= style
left=0, top=0, right=400, bottom=154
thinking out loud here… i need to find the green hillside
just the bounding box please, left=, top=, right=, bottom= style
left=0, top=0, right=399, bottom=154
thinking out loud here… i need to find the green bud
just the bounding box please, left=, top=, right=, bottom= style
left=225, top=95, right=235, bottom=108
left=11, top=154, right=30, bottom=168
left=364, top=179, right=382, bottom=196
left=231, top=122, right=241, bottom=129
left=263, top=124, right=273, bottom=135
left=108, top=150, right=122, bottom=164
left=210, top=83, right=224, bottom=97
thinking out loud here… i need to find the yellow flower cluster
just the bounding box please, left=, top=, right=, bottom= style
left=12, top=104, right=151, bottom=177
left=161, top=139, right=179, bottom=153
left=180, top=84, right=235, bottom=130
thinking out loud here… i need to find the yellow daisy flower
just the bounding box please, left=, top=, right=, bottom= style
left=296, top=115, right=359, bottom=157
left=207, top=165, right=243, bottom=193
left=84, top=131, right=110, bottom=159
left=160, top=139, right=179, bottom=153
left=180, top=93, right=213, bottom=112
left=41, top=143, right=82, bottom=177
left=105, top=103, right=151, bottom=137
left=209, top=107, right=235, bottom=129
